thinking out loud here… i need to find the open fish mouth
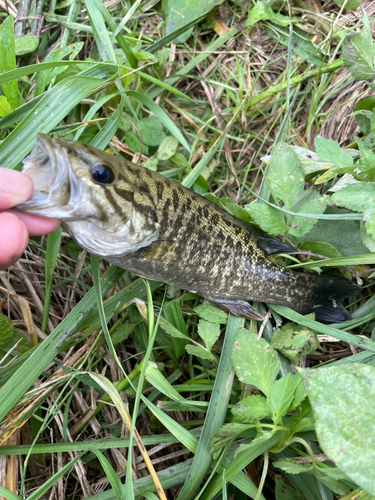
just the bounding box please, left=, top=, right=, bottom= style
left=16, top=134, right=85, bottom=220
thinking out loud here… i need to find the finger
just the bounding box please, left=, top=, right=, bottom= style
left=10, top=211, right=60, bottom=236
left=0, top=168, right=34, bottom=209
left=0, top=212, right=28, bottom=269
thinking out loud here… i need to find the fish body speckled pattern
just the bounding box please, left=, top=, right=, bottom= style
left=16, top=135, right=360, bottom=322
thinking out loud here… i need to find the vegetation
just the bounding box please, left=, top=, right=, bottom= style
left=0, top=0, right=375, bottom=499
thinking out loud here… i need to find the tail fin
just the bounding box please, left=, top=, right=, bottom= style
left=299, top=274, right=360, bottom=323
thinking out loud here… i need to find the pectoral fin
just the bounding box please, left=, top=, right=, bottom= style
left=137, top=239, right=179, bottom=262
left=208, top=298, right=263, bottom=320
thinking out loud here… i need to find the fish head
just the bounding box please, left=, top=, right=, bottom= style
left=16, top=134, right=160, bottom=256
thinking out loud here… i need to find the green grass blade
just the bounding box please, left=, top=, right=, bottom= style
left=98, top=0, right=139, bottom=68
left=0, top=61, right=86, bottom=86
left=0, top=266, right=124, bottom=423
left=270, top=305, right=375, bottom=353
left=41, top=227, right=62, bottom=332
left=287, top=254, right=375, bottom=268
left=146, top=11, right=217, bottom=54
left=0, top=94, right=44, bottom=128
left=85, top=0, right=117, bottom=63
left=176, top=314, right=244, bottom=500
left=182, top=136, right=224, bottom=188
left=124, top=67, right=195, bottom=102
left=74, top=93, right=118, bottom=141
left=0, top=76, right=103, bottom=168
left=200, top=434, right=281, bottom=500
left=90, top=450, right=123, bottom=500
left=27, top=453, right=85, bottom=500
left=90, top=101, right=123, bottom=149
left=0, top=486, right=20, bottom=500
left=126, top=90, right=190, bottom=152
left=148, top=26, right=238, bottom=100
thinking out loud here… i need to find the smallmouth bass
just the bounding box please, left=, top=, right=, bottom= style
left=16, top=134, right=360, bottom=323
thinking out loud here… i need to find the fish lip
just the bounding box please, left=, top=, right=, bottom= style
left=15, top=134, right=85, bottom=220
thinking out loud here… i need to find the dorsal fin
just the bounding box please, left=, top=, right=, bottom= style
left=241, top=221, right=294, bottom=256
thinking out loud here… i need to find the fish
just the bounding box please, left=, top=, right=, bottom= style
left=16, top=134, right=360, bottom=323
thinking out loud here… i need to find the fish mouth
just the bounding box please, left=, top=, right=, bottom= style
left=16, top=134, right=84, bottom=220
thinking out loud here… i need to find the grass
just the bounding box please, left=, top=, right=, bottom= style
left=0, top=1, right=375, bottom=499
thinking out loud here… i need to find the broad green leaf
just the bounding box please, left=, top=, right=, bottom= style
left=355, top=137, right=375, bottom=180
left=360, top=220, right=375, bottom=252
left=145, top=362, right=183, bottom=401
left=364, top=209, right=375, bottom=238
left=343, top=9, right=375, bottom=81
left=314, top=137, right=354, bottom=171
left=143, top=157, right=159, bottom=171
left=0, top=76, right=102, bottom=168
left=331, top=182, right=375, bottom=212
left=0, top=95, right=12, bottom=117
left=126, top=131, right=142, bottom=153
left=275, top=475, right=306, bottom=500
left=354, top=96, right=375, bottom=134
left=265, top=25, right=324, bottom=66
left=194, top=303, right=227, bottom=324
left=301, top=364, right=375, bottom=495
left=170, top=152, right=190, bottom=170
left=14, top=35, right=39, bottom=55
left=185, top=344, right=215, bottom=362
left=137, top=117, right=165, bottom=147
left=210, top=423, right=251, bottom=459
left=268, top=147, right=304, bottom=210
left=162, top=0, right=225, bottom=44
left=235, top=431, right=273, bottom=457
left=159, top=317, right=190, bottom=341
left=273, top=458, right=313, bottom=475
left=126, top=91, right=190, bottom=153
left=205, top=193, right=252, bottom=222
left=288, top=374, right=306, bottom=412
left=197, top=320, right=221, bottom=352
left=246, top=202, right=287, bottom=235
left=232, top=328, right=280, bottom=396
left=289, top=195, right=328, bottom=237
left=267, top=373, right=295, bottom=425
left=299, top=241, right=342, bottom=259
left=262, top=145, right=334, bottom=177
left=231, top=395, right=270, bottom=423
left=300, top=210, right=370, bottom=256
left=0, top=16, right=17, bottom=109
left=271, top=321, right=319, bottom=365
left=246, top=1, right=299, bottom=27
left=334, top=0, right=362, bottom=9
left=157, top=136, right=179, bottom=161
left=0, top=314, right=31, bottom=358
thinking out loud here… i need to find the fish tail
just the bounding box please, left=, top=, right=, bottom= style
left=296, top=274, right=360, bottom=323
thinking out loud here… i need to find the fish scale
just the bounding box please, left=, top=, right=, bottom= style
left=16, top=134, right=360, bottom=323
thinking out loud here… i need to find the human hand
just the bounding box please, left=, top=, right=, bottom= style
left=0, top=168, right=60, bottom=269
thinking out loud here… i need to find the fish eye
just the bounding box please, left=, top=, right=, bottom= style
left=91, top=163, right=115, bottom=185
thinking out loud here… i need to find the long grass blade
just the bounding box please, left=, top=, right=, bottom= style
left=176, top=314, right=244, bottom=500
left=0, top=266, right=124, bottom=423
left=0, top=76, right=102, bottom=168
left=41, top=227, right=62, bottom=332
